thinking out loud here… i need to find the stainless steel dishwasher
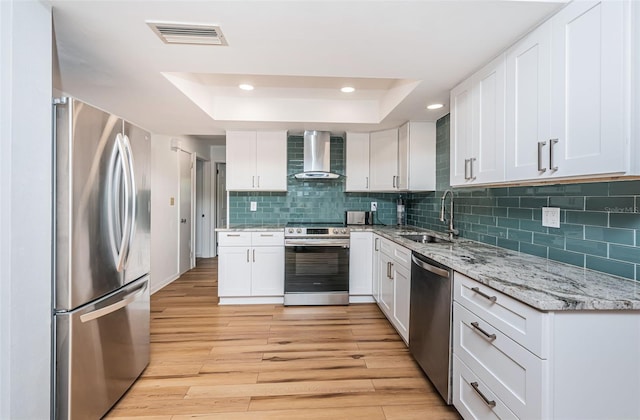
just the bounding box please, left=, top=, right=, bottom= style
left=409, top=251, right=453, bottom=404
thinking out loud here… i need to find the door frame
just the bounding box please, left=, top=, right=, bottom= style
left=177, top=150, right=195, bottom=274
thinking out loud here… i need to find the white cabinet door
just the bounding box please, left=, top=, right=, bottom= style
left=378, top=252, right=394, bottom=318
left=369, top=128, right=398, bottom=191
left=218, top=246, right=252, bottom=297
left=345, top=132, right=370, bottom=191
left=399, top=122, right=436, bottom=191
left=392, top=263, right=411, bottom=343
left=450, top=78, right=474, bottom=186
left=505, top=21, right=552, bottom=181
left=251, top=246, right=284, bottom=296
left=226, top=131, right=258, bottom=190
left=549, top=0, right=627, bottom=177
left=372, top=235, right=382, bottom=302
left=349, top=232, right=373, bottom=296
left=256, top=131, right=287, bottom=191
left=473, top=55, right=506, bottom=184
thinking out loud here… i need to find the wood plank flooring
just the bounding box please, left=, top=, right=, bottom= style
left=106, top=258, right=460, bottom=419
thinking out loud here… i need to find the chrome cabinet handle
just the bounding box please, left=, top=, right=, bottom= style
left=227, top=234, right=241, bottom=237
left=537, top=141, right=547, bottom=173
left=469, top=157, right=476, bottom=181
left=464, top=158, right=470, bottom=180
left=374, top=237, right=379, bottom=251
left=470, top=382, right=496, bottom=408
left=471, top=286, right=497, bottom=302
left=392, top=175, right=396, bottom=188
left=246, top=249, right=250, bottom=263
left=253, top=249, right=256, bottom=262
left=471, top=321, right=497, bottom=340
left=260, top=234, right=274, bottom=237
left=252, top=175, right=255, bottom=188
left=256, top=175, right=260, bottom=188
left=550, top=138, right=559, bottom=171
left=389, top=262, right=394, bottom=280
left=365, top=176, right=369, bottom=189
left=386, top=262, right=391, bottom=279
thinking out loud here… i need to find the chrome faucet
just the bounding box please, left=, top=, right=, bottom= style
left=440, top=189, right=459, bottom=241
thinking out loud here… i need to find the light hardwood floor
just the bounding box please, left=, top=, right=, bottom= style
left=106, top=258, right=461, bottom=419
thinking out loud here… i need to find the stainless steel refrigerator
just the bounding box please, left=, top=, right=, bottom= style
left=52, top=97, right=151, bottom=419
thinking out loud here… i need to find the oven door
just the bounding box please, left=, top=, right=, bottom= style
left=284, top=239, right=350, bottom=305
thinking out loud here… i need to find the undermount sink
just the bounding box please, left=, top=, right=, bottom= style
left=399, top=234, right=451, bottom=244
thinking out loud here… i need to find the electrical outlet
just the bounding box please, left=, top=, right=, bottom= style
left=371, top=202, right=378, bottom=212
left=542, top=207, right=560, bottom=228
left=250, top=201, right=257, bottom=212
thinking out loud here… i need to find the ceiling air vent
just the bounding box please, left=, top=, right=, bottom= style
left=147, top=21, right=228, bottom=46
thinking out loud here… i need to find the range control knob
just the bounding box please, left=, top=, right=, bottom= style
left=296, top=228, right=302, bottom=233
left=332, top=228, right=339, bottom=234
left=287, top=228, right=294, bottom=234
left=341, top=229, right=348, bottom=234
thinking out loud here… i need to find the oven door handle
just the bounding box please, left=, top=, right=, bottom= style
left=285, top=240, right=350, bottom=248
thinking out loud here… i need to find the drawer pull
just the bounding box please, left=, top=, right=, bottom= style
left=227, top=234, right=241, bottom=237
left=470, top=381, right=496, bottom=408
left=471, top=287, right=497, bottom=303
left=260, top=234, right=274, bottom=237
left=471, top=321, right=497, bottom=341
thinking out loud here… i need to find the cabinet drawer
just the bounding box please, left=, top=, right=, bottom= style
left=454, top=303, right=546, bottom=420
left=251, top=231, right=284, bottom=246
left=454, top=272, right=548, bottom=358
left=380, top=238, right=411, bottom=270
left=218, top=232, right=252, bottom=246
left=453, top=355, right=518, bottom=420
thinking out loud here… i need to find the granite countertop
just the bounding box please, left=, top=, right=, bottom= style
left=215, top=224, right=640, bottom=311
left=216, top=224, right=285, bottom=232
left=368, top=225, right=640, bottom=311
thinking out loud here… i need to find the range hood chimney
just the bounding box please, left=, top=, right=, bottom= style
left=294, top=131, right=341, bottom=179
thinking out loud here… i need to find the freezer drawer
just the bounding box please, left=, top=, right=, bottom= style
left=54, top=276, right=150, bottom=420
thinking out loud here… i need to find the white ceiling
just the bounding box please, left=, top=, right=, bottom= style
left=51, top=0, right=567, bottom=139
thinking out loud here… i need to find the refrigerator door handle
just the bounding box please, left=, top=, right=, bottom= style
left=107, top=133, right=132, bottom=272
left=122, top=134, right=137, bottom=268
left=79, top=281, right=147, bottom=323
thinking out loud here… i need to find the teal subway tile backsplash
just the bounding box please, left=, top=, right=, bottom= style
left=406, top=113, right=640, bottom=281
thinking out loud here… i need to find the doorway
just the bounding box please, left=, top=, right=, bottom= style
left=215, top=162, right=227, bottom=256
left=178, top=150, right=193, bottom=275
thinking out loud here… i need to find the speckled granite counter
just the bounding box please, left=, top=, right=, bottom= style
left=216, top=225, right=285, bottom=232
left=359, top=225, right=640, bottom=311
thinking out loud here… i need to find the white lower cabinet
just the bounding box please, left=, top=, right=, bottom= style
left=349, top=232, right=374, bottom=302
left=453, top=271, right=640, bottom=419
left=376, top=236, right=411, bottom=344
left=371, top=234, right=382, bottom=302
left=218, top=231, right=284, bottom=303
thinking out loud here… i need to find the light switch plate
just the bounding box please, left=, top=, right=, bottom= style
left=542, top=207, right=560, bottom=228
left=250, top=201, right=257, bottom=211
left=371, top=202, right=378, bottom=211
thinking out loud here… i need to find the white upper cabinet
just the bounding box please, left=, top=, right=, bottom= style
left=549, top=0, right=627, bottom=177
left=345, top=132, right=371, bottom=192
left=398, top=121, right=436, bottom=191
left=505, top=21, right=552, bottom=182
left=369, top=128, right=399, bottom=191
left=226, top=130, right=287, bottom=191
left=368, top=123, right=436, bottom=192
left=451, top=54, right=506, bottom=186
left=506, top=1, right=628, bottom=182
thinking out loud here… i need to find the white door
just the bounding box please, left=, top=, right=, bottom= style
left=369, top=128, right=398, bottom=191
left=450, top=79, right=474, bottom=186
left=256, top=131, right=287, bottom=191
left=345, top=132, right=370, bottom=191
left=393, top=264, right=411, bottom=343
left=505, top=21, right=551, bottom=181
left=349, top=232, right=373, bottom=295
left=178, top=150, right=192, bottom=275
left=217, top=247, right=252, bottom=297
left=378, top=252, right=394, bottom=318
left=215, top=163, right=227, bottom=256
left=226, top=131, right=256, bottom=190
left=250, top=246, right=284, bottom=296
left=396, top=123, right=409, bottom=190
left=473, top=54, right=506, bottom=184
left=549, top=0, right=626, bottom=177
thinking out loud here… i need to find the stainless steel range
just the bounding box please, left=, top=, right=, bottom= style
left=284, top=223, right=350, bottom=306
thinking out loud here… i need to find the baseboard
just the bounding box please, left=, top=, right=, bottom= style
left=150, top=273, right=180, bottom=295
left=218, top=296, right=285, bottom=305
left=349, top=295, right=375, bottom=304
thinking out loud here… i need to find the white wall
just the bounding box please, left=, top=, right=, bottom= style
left=209, top=145, right=226, bottom=255
left=0, top=1, right=52, bottom=418
left=150, top=135, right=212, bottom=293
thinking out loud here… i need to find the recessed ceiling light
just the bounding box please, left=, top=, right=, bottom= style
left=427, top=103, right=444, bottom=110
left=239, top=84, right=254, bottom=91
left=341, top=86, right=355, bottom=93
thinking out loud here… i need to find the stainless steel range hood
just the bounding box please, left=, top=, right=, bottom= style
left=294, top=131, right=341, bottom=179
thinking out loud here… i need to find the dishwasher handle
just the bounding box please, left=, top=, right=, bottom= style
left=411, top=254, right=450, bottom=278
